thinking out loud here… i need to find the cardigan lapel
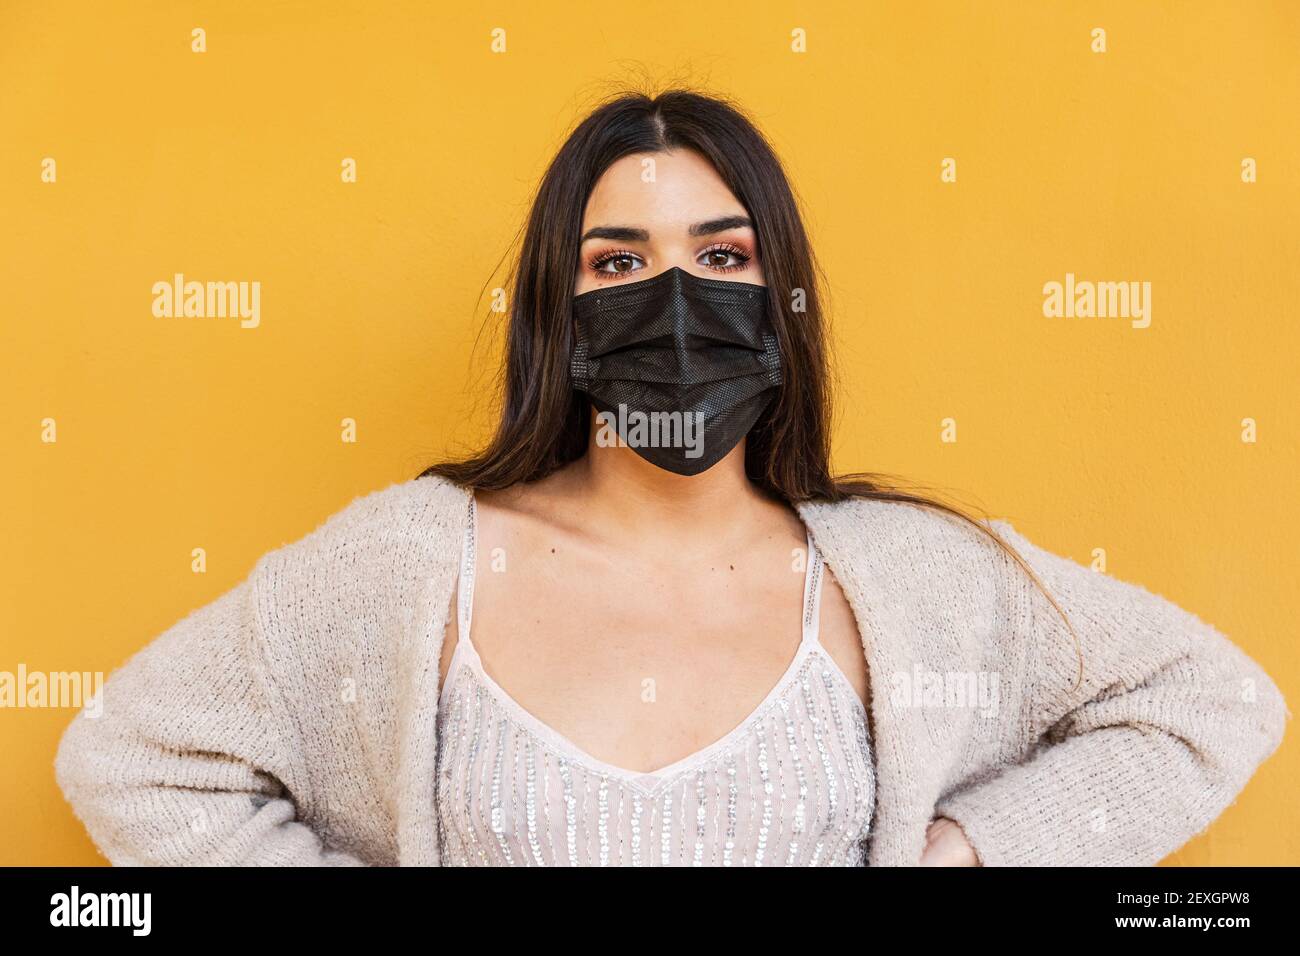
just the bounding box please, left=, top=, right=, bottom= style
left=796, top=498, right=943, bottom=866
left=394, top=479, right=472, bottom=865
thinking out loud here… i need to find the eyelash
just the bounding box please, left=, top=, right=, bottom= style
left=586, top=242, right=753, bottom=279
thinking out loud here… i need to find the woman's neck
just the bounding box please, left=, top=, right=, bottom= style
left=549, top=440, right=793, bottom=558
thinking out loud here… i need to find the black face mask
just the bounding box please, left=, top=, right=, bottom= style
left=570, top=266, right=782, bottom=476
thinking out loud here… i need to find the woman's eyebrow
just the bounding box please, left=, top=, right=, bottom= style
left=580, top=225, right=648, bottom=242
left=688, top=214, right=752, bottom=236
left=579, top=215, right=753, bottom=244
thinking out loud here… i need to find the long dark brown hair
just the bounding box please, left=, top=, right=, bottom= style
left=419, top=87, right=1082, bottom=684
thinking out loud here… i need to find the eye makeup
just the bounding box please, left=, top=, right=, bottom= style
left=585, top=240, right=756, bottom=280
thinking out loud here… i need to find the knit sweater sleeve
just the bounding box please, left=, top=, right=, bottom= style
left=53, top=560, right=366, bottom=866
left=933, top=520, right=1289, bottom=866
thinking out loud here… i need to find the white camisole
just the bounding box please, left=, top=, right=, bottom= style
left=434, top=496, right=876, bottom=866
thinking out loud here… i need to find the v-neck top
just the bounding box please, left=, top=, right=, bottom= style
left=433, top=495, right=876, bottom=866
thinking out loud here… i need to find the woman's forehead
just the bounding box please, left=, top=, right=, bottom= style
left=582, top=150, right=747, bottom=232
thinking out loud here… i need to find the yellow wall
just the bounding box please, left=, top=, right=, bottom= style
left=2, top=1, right=1296, bottom=865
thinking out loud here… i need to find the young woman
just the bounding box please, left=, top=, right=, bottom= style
left=56, top=90, right=1287, bottom=867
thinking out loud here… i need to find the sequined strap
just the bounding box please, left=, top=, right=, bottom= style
left=801, top=533, right=825, bottom=649
left=457, top=493, right=477, bottom=648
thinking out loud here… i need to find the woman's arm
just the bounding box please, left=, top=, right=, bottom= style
left=53, top=563, right=365, bottom=866
left=933, top=520, right=1289, bottom=866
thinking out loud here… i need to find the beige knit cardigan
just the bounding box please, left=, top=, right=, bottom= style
left=54, top=475, right=1289, bottom=866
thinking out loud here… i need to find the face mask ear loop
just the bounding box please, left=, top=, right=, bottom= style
left=761, top=332, right=783, bottom=387
left=570, top=335, right=591, bottom=391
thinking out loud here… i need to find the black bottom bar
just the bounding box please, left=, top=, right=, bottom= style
left=0, top=865, right=1288, bottom=941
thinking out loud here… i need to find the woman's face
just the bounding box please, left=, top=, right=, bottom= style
left=575, top=147, right=765, bottom=296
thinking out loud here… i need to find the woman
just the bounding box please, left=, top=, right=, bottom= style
left=55, top=89, right=1287, bottom=867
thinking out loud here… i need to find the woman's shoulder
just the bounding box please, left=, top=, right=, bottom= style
left=233, top=474, right=473, bottom=715
left=262, top=473, right=468, bottom=556
left=799, top=492, right=1019, bottom=574
left=251, top=474, right=471, bottom=616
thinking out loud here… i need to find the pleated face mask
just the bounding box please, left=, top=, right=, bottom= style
left=570, top=266, right=783, bottom=476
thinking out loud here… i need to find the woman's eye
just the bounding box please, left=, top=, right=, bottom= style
left=698, top=245, right=752, bottom=272
left=589, top=252, right=644, bottom=276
